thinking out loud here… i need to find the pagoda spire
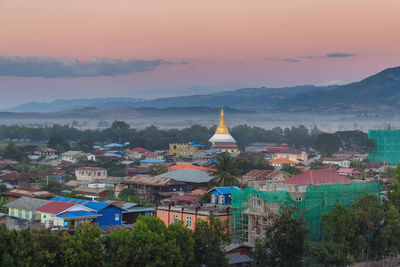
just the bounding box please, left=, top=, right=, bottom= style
left=215, top=108, right=229, bottom=134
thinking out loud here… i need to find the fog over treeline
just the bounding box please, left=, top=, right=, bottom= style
left=0, top=121, right=370, bottom=153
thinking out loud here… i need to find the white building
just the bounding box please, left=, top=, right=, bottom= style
left=75, top=167, right=107, bottom=181
left=61, top=151, right=85, bottom=163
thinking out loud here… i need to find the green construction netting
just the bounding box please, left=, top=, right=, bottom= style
left=231, top=182, right=381, bottom=241
left=369, top=129, right=400, bottom=166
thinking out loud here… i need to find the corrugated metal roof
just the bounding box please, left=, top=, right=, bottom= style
left=280, top=170, right=354, bottom=185
left=35, top=201, right=76, bottom=214
left=51, top=196, right=112, bottom=212
left=124, top=176, right=183, bottom=186
left=4, top=197, right=51, bottom=210
left=213, top=186, right=239, bottom=195
left=156, top=169, right=213, bottom=183
left=56, top=210, right=101, bottom=219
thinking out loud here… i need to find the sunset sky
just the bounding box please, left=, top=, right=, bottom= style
left=0, top=0, right=399, bottom=108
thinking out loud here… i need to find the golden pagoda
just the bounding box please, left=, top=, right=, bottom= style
left=209, top=108, right=239, bottom=154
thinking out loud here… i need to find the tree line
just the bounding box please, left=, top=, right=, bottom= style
left=0, top=121, right=370, bottom=152
left=0, top=214, right=230, bottom=267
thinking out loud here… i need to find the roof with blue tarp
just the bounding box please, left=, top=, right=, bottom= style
left=213, top=186, right=240, bottom=195
left=188, top=141, right=204, bottom=147
left=140, top=158, right=165, bottom=163
left=104, top=143, right=123, bottom=148
left=51, top=196, right=112, bottom=212
left=56, top=210, right=101, bottom=219
left=103, top=153, right=122, bottom=157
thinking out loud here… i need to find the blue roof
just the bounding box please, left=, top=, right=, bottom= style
left=188, top=141, right=204, bottom=147
left=57, top=210, right=101, bottom=219
left=140, top=158, right=165, bottom=163
left=123, top=142, right=130, bottom=146
left=103, top=153, right=122, bottom=157
left=51, top=196, right=113, bottom=212
left=93, top=145, right=101, bottom=149
left=136, top=174, right=149, bottom=176
left=104, top=143, right=123, bottom=148
left=214, top=186, right=240, bottom=195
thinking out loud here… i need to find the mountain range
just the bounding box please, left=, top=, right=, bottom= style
left=5, top=66, right=400, bottom=115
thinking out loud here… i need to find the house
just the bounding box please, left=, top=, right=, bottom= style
left=74, top=186, right=109, bottom=200
left=209, top=186, right=239, bottom=205
left=156, top=169, right=214, bottom=191
left=35, top=201, right=96, bottom=227
left=321, top=158, right=351, bottom=168
left=75, top=167, right=107, bottom=181
left=280, top=170, right=354, bottom=185
left=273, top=149, right=308, bottom=163
left=157, top=204, right=232, bottom=231
left=2, top=187, right=55, bottom=201
left=127, top=147, right=152, bottom=159
left=143, top=152, right=165, bottom=161
left=0, top=212, right=30, bottom=230
left=105, top=200, right=155, bottom=224
left=34, top=148, right=57, bottom=156
left=51, top=196, right=123, bottom=227
left=169, top=141, right=205, bottom=156
left=269, top=158, right=296, bottom=168
left=121, top=176, right=184, bottom=202
left=242, top=169, right=287, bottom=185
left=336, top=168, right=360, bottom=177
left=224, top=243, right=254, bottom=267
left=4, top=197, right=51, bottom=221
left=61, top=151, right=85, bottom=163
left=162, top=195, right=201, bottom=205
left=168, top=163, right=215, bottom=172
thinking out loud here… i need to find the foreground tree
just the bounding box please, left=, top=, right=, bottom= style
left=193, top=214, right=231, bottom=266
left=259, top=206, right=308, bottom=267
left=209, top=153, right=241, bottom=187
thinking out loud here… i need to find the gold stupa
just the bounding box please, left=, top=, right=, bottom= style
left=215, top=108, right=229, bottom=134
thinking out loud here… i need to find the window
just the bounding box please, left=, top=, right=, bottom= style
left=218, top=195, right=224, bottom=205
left=186, top=216, right=192, bottom=228
left=173, top=214, right=179, bottom=223
left=115, top=213, right=120, bottom=221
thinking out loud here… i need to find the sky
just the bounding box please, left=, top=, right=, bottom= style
left=0, top=0, right=399, bottom=108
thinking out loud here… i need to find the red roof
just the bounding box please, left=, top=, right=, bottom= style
left=35, top=201, right=76, bottom=214
left=169, top=163, right=215, bottom=172
left=280, top=170, right=353, bottom=185
left=267, top=147, right=286, bottom=152
left=129, top=147, right=152, bottom=153
left=269, top=158, right=296, bottom=164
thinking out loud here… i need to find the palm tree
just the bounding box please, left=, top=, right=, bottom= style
left=209, top=153, right=241, bottom=187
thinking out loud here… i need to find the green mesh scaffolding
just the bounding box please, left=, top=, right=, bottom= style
left=231, top=182, right=381, bottom=241
left=369, top=129, right=400, bottom=166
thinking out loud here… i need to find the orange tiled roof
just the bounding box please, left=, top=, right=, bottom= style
left=169, top=163, right=215, bottom=172
left=269, top=158, right=296, bottom=164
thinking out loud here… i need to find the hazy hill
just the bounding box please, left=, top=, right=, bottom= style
left=5, top=98, right=144, bottom=112
left=275, top=66, right=400, bottom=114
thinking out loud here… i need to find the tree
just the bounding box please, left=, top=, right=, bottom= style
left=252, top=237, right=268, bottom=267
left=110, top=120, right=130, bottom=144
left=47, top=135, right=70, bottom=153
left=148, top=164, right=168, bottom=176
left=386, top=163, right=400, bottom=210
left=209, top=153, right=241, bottom=187
left=309, top=203, right=365, bottom=265
left=1, top=142, right=25, bottom=161
left=193, top=214, right=230, bottom=266
left=362, top=138, right=375, bottom=154
left=263, top=206, right=308, bottom=267
left=313, top=133, right=342, bottom=155
left=281, top=164, right=301, bottom=176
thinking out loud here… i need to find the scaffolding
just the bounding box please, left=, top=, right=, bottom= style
left=369, top=129, right=400, bottom=166
left=231, top=182, right=381, bottom=243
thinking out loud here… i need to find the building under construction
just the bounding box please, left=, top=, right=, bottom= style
left=231, top=182, right=381, bottom=243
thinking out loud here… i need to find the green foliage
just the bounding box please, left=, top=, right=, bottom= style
left=380, top=166, right=396, bottom=178
left=148, top=164, right=168, bottom=176
left=209, top=153, right=241, bottom=187
left=1, top=142, right=26, bottom=161
left=193, top=214, right=230, bottom=266
left=281, top=164, right=301, bottom=176
left=350, top=160, right=364, bottom=169
left=101, top=161, right=126, bottom=177
left=314, top=133, right=342, bottom=156
left=47, top=135, right=70, bottom=153
left=236, top=152, right=273, bottom=174
left=252, top=237, right=269, bottom=267
left=41, top=179, right=67, bottom=194
left=116, top=188, right=153, bottom=206
left=263, top=206, right=308, bottom=267
left=104, top=216, right=194, bottom=267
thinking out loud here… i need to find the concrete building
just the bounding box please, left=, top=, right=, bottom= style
left=61, top=151, right=85, bottom=163
left=169, top=141, right=205, bottom=156
left=75, top=167, right=107, bottom=181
